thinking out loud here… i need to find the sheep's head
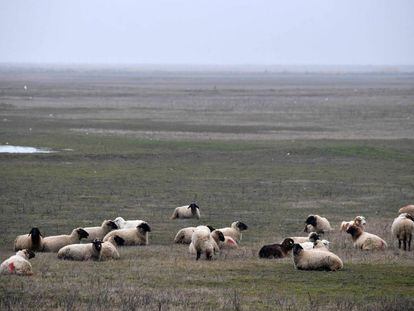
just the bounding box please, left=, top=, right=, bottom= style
left=305, top=215, right=317, bottom=227
left=399, top=205, right=414, bottom=214
left=106, top=220, right=118, bottom=230
left=281, top=238, right=295, bottom=250
left=76, top=228, right=89, bottom=240
left=292, top=244, right=303, bottom=256
left=206, top=225, right=215, bottom=232
left=92, top=239, right=102, bottom=252
left=354, top=216, right=366, bottom=226
left=346, top=224, right=361, bottom=237
left=113, top=235, right=125, bottom=246
left=308, top=232, right=320, bottom=242
left=29, top=227, right=42, bottom=237
left=215, top=230, right=225, bottom=242
left=22, top=249, right=35, bottom=259
left=188, top=203, right=200, bottom=215
left=236, top=221, right=248, bottom=231
left=137, top=222, right=151, bottom=234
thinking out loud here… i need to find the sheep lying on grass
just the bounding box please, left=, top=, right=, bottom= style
left=99, top=241, right=120, bottom=260
left=42, top=228, right=89, bottom=252
left=340, top=216, right=366, bottom=232
left=103, top=222, right=151, bottom=246
left=304, top=215, right=332, bottom=234
left=113, top=217, right=145, bottom=229
left=259, top=238, right=294, bottom=259
left=58, top=240, right=102, bottom=261
left=174, top=227, right=196, bottom=244
left=0, top=249, right=35, bottom=276
left=14, top=227, right=44, bottom=251
left=313, top=239, right=330, bottom=251
left=218, top=221, right=248, bottom=243
left=346, top=224, right=387, bottom=250
left=391, top=213, right=414, bottom=251
left=83, top=220, right=118, bottom=243
left=289, top=232, right=320, bottom=244
left=171, top=203, right=200, bottom=219
left=190, top=226, right=224, bottom=260
left=399, top=205, right=414, bottom=216
left=292, top=244, right=343, bottom=271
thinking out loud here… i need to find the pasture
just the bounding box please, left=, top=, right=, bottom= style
left=0, top=68, right=414, bottom=310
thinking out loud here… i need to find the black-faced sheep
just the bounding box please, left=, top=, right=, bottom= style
left=218, top=221, right=248, bottom=243
left=42, top=228, right=89, bottom=252
left=340, top=216, right=366, bottom=232
left=399, top=205, right=414, bottom=216
left=0, top=249, right=35, bottom=276
left=259, top=238, right=294, bottom=259
left=289, top=232, right=320, bottom=244
left=83, top=220, right=118, bottom=243
left=346, top=224, right=387, bottom=250
left=103, top=222, right=151, bottom=246
left=304, top=215, right=332, bottom=234
left=171, top=203, right=200, bottom=219
left=391, top=213, right=414, bottom=251
left=14, top=227, right=44, bottom=251
left=57, top=240, right=102, bottom=261
left=190, top=226, right=224, bottom=260
left=292, top=244, right=343, bottom=271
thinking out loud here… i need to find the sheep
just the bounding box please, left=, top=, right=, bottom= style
left=42, top=228, right=89, bottom=252
left=289, top=232, right=320, bottom=244
left=103, top=222, right=151, bottom=246
left=304, top=215, right=332, bottom=234
left=188, top=226, right=219, bottom=254
left=220, top=236, right=239, bottom=249
left=218, top=221, right=248, bottom=243
left=259, top=238, right=294, bottom=259
left=14, top=227, right=44, bottom=251
left=0, top=249, right=35, bottom=276
left=113, top=217, right=145, bottom=229
left=190, top=226, right=224, bottom=260
left=346, top=224, right=387, bottom=250
left=57, top=240, right=102, bottom=261
left=99, top=241, right=120, bottom=261
left=399, top=205, right=414, bottom=216
left=83, top=220, right=118, bottom=243
left=292, top=244, right=343, bottom=271
left=174, top=227, right=196, bottom=244
left=391, top=213, right=414, bottom=251
left=171, top=203, right=200, bottom=219
left=313, top=239, right=330, bottom=251
left=340, top=216, right=366, bottom=232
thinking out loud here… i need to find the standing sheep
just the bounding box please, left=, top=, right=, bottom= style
left=42, top=228, right=89, bottom=252
left=113, top=217, right=145, bottom=229
left=391, top=213, right=414, bottom=251
left=174, top=227, right=196, bottom=244
left=259, top=238, right=294, bottom=259
left=304, top=215, right=332, bottom=234
left=171, top=203, right=200, bottom=219
left=57, top=240, right=102, bottom=261
left=190, top=226, right=223, bottom=260
left=346, top=225, right=387, bottom=250
left=340, top=216, right=366, bottom=232
left=14, top=227, right=44, bottom=251
left=218, top=221, right=248, bottom=243
left=0, top=249, right=35, bottom=276
left=83, top=220, right=118, bottom=243
left=292, top=244, right=343, bottom=271
left=399, top=205, right=414, bottom=216
left=103, top=222, right=151, bottom=246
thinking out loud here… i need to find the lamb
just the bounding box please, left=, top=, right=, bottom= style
left=304, top=215, right=332, bottom=234
left=42, top=228, right=89, bottom=252
left=57, top=240, right=102, bottom=261
left=218, top=221, right=248, bottom=243
left=83, top=220, right=118, bottom=242
left=292, top=244, right=343, bottom=271
left=190, top=226, right=224, bottom=260
left=113, top=217, right=145, bottom=229
left=346, top=224, right=387, bottom=250
left=259, top=238, right=294, bottom=259
left=399, top=205, right=414, bottom=216
left=391, top=213, right=414, bottom=251
left=103, top=222, right=151, bottom=246
left=99, top=241, right=120, bottom=260
left=0, top=249, right=35, bottom=276
left=174, top=227, right=196, bottom=244
left=14, top=227, right=44, bottom=251
left=340, top=216, right=366, bottom=232
left=289, top=232, right=320, bottom=244
left=171, top=203, right=200, bottom=219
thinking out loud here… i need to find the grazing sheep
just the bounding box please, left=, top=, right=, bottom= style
left=83, top=220, right=118, bottom=243
left=346, top=225, right=387, bottom=250
left=190, top=226, right=223, bottom=260
left=292, top=244, right=343, bottom=271
left=174, top=227, right=196, bottom=244
left=399, top=205, right=414, bottom=216
left=313, top=239, right=330, bottom=251
left=57, top=240, right=102, bottom=261
left=391, top=213, right=414, bottom=251
left=340, top=216, right=366, bottom=232
left=0, top=249, right=35, bottom=276
left=289, top=232, right=320, bottom=244
left=42, top=228, right=89, bottom=252
left=171, top=203, right=200, bottom=219
left=113, top=217, right=145, bottom=229
left=14, top=227, right=44, bottom=251
left=188, top=226, right=217, bottom=254
left=259, top=238, right=294, bottom=259
left=99, top=241, right=120, bottom=261
left=103, top=222, right=151, bottom=246
left=304, top=215, right=332, bottom=234
left=218, top=221, right=248, bottom=243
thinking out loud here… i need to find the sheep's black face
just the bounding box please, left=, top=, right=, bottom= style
left=346, top=225, right=357, bottom=236
left=29, top=227, right=42, bottom=237
left=26, top=249, right=35, bottom=259
left=188, top=203, right=199, bottom=215
left=77, top=228, right=89, bottom=240
left=217, top=231, right=225, bottom=242
left=309, top=232, right=320, bottom=242
left=107, top=221, right=118, bottom=230
left=282, top=238, right=295, bottom=250
left=138, top=222, right=151, bottom=233
left=114, top=235, right=125, bottom=246
left=292, top=244, right=303, bottom=256
left=92, top=240, right=102, bottom=252
left=237, top=222, right=248, bottom=231
left=305, top=216, right=317, bottom=227
left=207, top=225, right=215, bottom=232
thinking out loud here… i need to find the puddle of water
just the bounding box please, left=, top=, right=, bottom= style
left=0, top=145, right=54, bottom=154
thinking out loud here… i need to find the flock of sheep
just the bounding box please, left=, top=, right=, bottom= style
left=1, top=203, right=414, bottom=275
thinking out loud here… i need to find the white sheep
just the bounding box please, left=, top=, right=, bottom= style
left=189, top=226, right=224, bottom=260
left=289, top=232, right=320, bottom=244
left=113, top=217, right=145, bottom=229
left=14, top=227, right=44, bottom=251
left=188, top=226, right=216, bottom=254
left=340, top=216, right=366, bottom=232
left=83, top=220, right=118, bottom=243
left=391, top=213, right=414, bottom=251
left=57, top=240, right=102, bottom=261
left=171, top=203, right=200, bottom=219
left=304, top=215, right=332, bottom=234
left=99, top=241, right=120, bottom=261
left=0, top=249, right=35, bottom=276
left=218, top=221, right=248, bottom=243
left=174, top=227, right=196, bottom=244
left=346, top=224, right=387, bottom=250
left=399, top=205, right=414, bottom=216
left=103, top=222, right=151, bottom=246
left=42, top=228, right=89, bottom=252
left=292, top=244, right=343, bottom=271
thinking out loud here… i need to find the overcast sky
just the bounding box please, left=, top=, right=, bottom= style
left=0, top=0, right=413, bottom=65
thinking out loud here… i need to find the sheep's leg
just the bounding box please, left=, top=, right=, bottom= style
left=408, top=234, right=412, bottom=251
left=403, top=239, right=407, bottom=251
left=196, top=251, right=201, bottom=261
left=398, top=239, right=401, bottom=249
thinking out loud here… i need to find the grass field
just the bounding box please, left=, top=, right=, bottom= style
left=1, top=68, right=414, bottom=310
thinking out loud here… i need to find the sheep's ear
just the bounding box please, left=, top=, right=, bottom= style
left=114, top=235, right=125, bottom=246
left=207, top=225, right=215, bottom=232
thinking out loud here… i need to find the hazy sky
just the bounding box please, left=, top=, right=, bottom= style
left=0, top=0, right=413, bottom=65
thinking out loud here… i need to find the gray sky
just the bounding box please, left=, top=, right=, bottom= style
left=0, top=0, right=413, bottom=65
